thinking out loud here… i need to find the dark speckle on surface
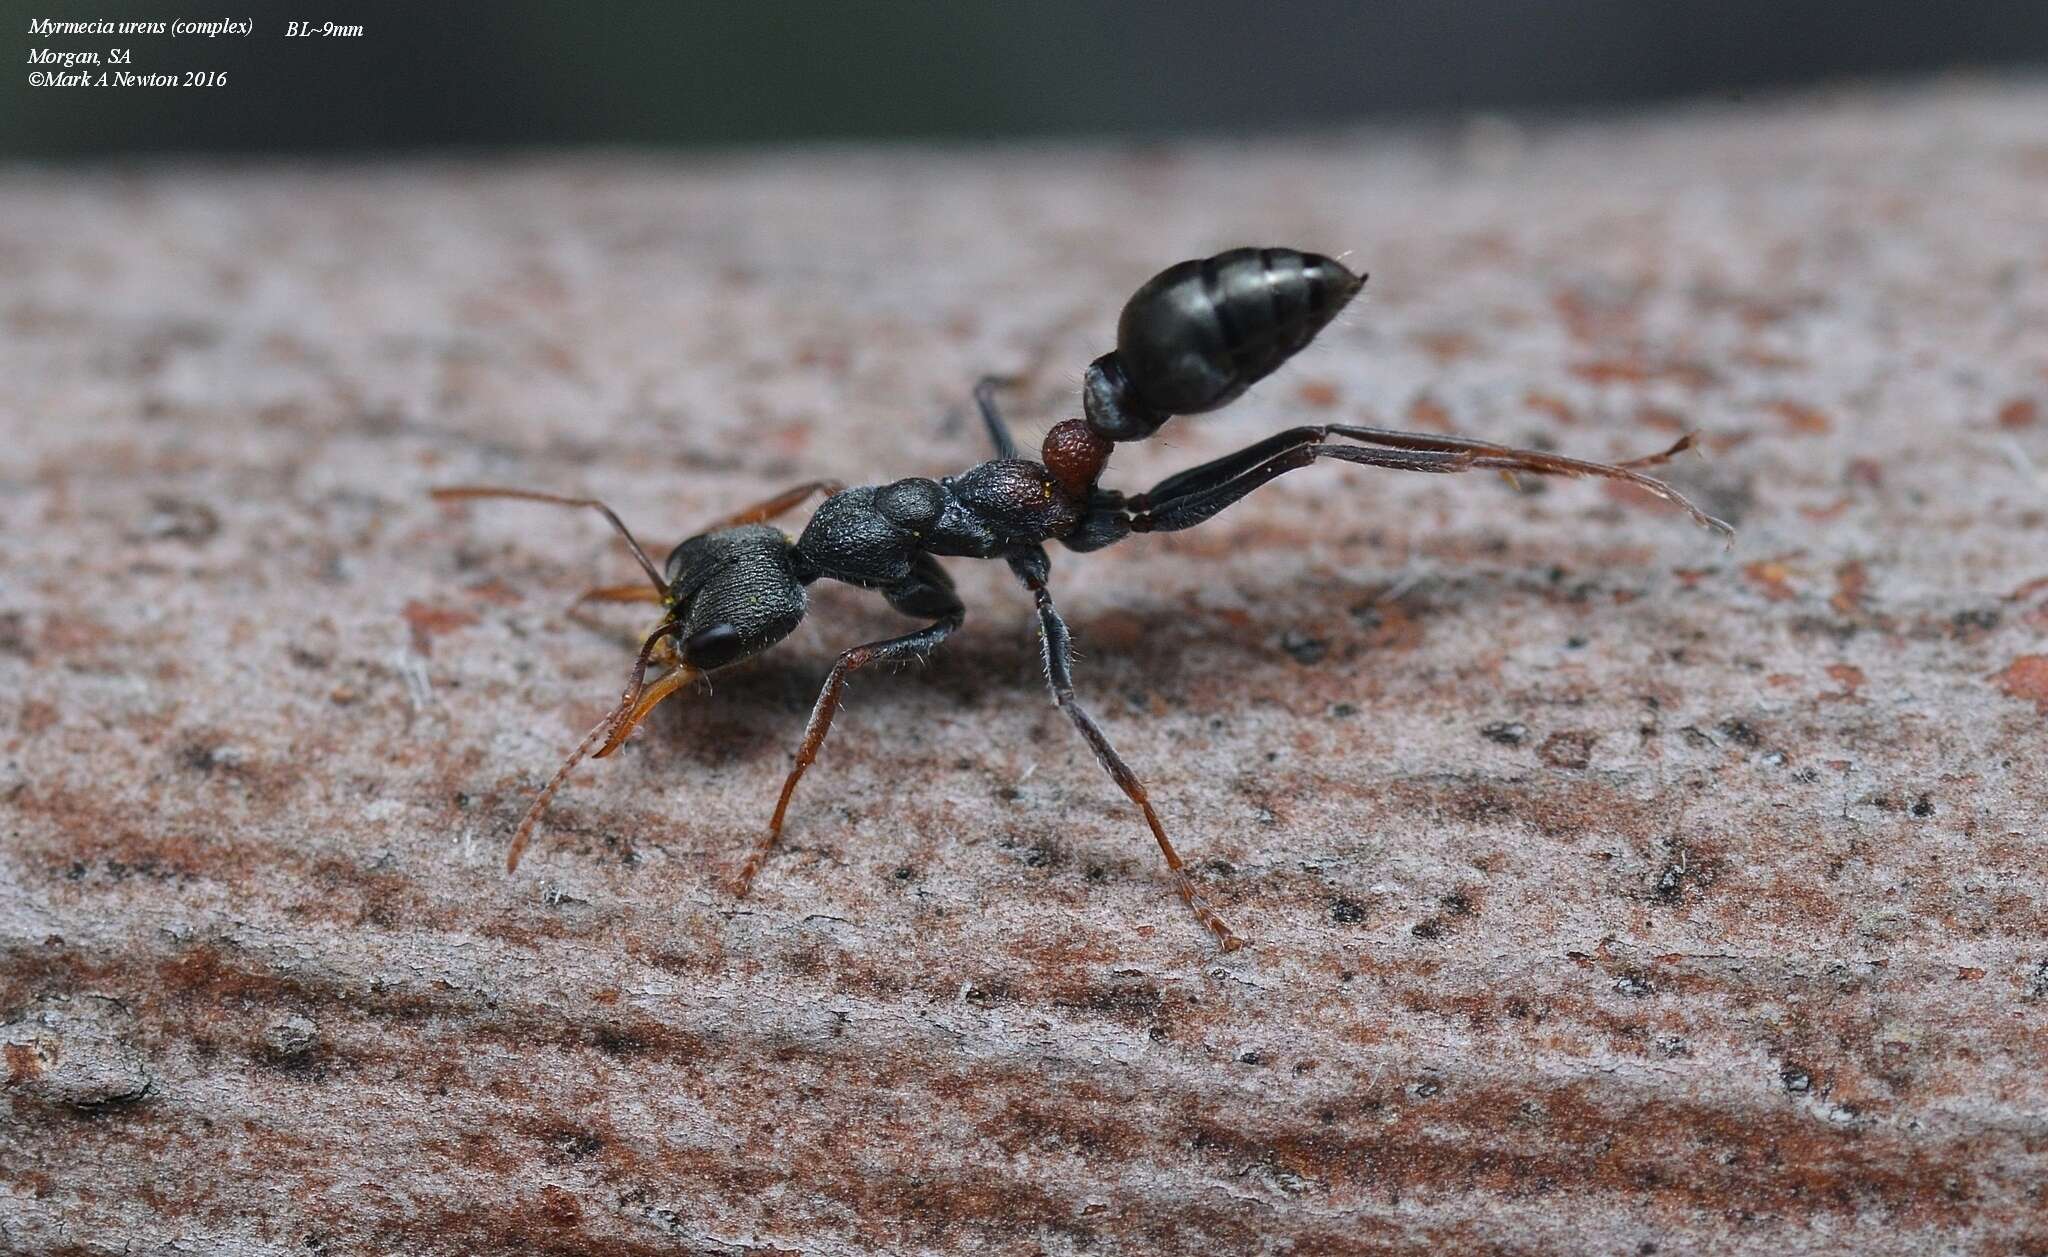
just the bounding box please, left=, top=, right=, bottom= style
left=1539, top=731, right=1596, bottom=769
left=1717, top=719, right=1763, bottom=748
left=137, top=495, right=222, bottom=545
left=1280, top=630, right=1329, bottom=665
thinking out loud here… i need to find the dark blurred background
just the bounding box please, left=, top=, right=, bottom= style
left=6, top=0, right=2048, bottom=158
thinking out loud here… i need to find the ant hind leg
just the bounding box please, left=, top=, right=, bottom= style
left=1005, top=546, right=1245, bottom=952
left=1130, top=427, right=1730, bottom=537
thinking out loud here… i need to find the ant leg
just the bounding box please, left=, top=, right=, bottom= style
left=564, top=583, right=669, bottom=646
left=1131, top=432, right=1730, bottom=536
left=1322, top=424, right=1710, bottom=480
left=1321, top=423, right=1692, bottom=463
left=1143, top=425, right=1332, bottom=503
left=703, top=479, right=845, bottom=530
left=1336, top=432, right=1731, bottom=533
left=1134, top=442, right=1458, bottom=534
left=568, top=583, right=663, bottom=613
left=973, top=375, right=1021, bottom=459
left=1004, top=547, right=1245, bottom=952
left=740, top=560, right=965, bottom=896
left=505, top=618, right=678, bottom=872
left=1145, top=426, right=1712, bottom=509
left=602, top=482, right=841, bottom=594
left=593, top=656, right=699, bottom=759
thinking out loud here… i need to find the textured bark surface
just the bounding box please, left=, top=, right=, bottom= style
left=4, top=83, right=2046, bottom=1255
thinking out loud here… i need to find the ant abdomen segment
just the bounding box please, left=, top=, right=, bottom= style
left=1084, top=247, right=1366, bottom=442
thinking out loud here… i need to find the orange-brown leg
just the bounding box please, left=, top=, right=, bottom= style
left=703, top=479, right=845, bottom=530
left=562, top=584, right=672, bottom=654
left=570, top=583, right=664, bottom=609
left=593, top=662, right=701, bottom=760
left=565, top=583, right=668, bottom=636
left=737, top=611, right=962, bottom=896
left=505, top=619, right=675, bottom=871
left=605, top=484, right=846, bottom=589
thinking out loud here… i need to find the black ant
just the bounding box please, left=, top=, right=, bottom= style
left=434, top=247, right=1729, bottom=951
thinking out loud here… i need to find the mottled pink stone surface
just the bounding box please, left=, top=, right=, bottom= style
left=3, top=82, right=2045, bottom=1255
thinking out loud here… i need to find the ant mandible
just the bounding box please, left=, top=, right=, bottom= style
left=434, top=246, right=1730, bottom=951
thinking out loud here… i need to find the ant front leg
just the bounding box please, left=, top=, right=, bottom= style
left=1004, top=546, right=1245, bottom=952
left=1128, top=426, right=1731, bottom=537
left=569, top=583, right=664, bottom=609
left=741, top=557, right=964, bottom=896
left=505, top=618, right=685, bottom=872
left=565, top=583, right=665, bottom=637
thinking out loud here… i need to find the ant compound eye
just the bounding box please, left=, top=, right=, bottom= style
left=876, top=478, right=945, bottom=533
left=681, top=623, right=747, bottom=670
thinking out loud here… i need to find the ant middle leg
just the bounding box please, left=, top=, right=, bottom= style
left=740, top=558, right=965, bottom=896
left=973, top=375, right=1021, bottom=459
left=564, top=582, right=672, bottom=651
left=568, top=583, right=664, bottom=620
left=1130, top=428, right=1729, bottom=536
left=571, top=583, right=662, bottom=604
left=1004, top=547, right=1245, bottom=952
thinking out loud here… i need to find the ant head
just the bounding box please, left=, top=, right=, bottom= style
left=661, top=524, right=808, bottom=670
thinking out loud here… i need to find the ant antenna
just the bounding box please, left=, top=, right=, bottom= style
left=431, top=486, right=667, bottom=594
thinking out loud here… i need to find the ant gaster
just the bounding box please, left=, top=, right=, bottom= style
left=435, top=246, right=1729, bottom=951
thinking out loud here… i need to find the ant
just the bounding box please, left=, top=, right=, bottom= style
left=434, top=247, right=1729, bottom=951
